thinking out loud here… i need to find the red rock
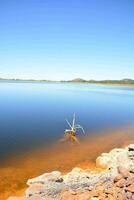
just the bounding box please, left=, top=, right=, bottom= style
left=29, top=195, right=43, bottom=200
left=104, top=185, right=114, bottom=195
left=116, top=191, right=125, bottom=200
left=114, top=174, right=123, bottom=182
left=126, top=191, right=132, bottom=199
left=117, top=166, right=129, bottom=178
left=126, top=180, right=133, bottom=187
left=107, top=194, right=115, bottom=200
left=126, top=176, right=134, bottom=186
left=126, top=183, right=134, bottom=192
left=79, top=191, right=92, bottom=200
left=95, top=185, right=104, bottom=194
left=59, top=191, right=77, bottom=200
left=7, top=195, right=43, bottom=200
left=69, top=189, right=77, bottom=195
left=115, top=179, right=126, bottom=188
left=99, top=193, right=106, bottom=199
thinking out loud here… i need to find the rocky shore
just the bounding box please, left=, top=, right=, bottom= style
left=8, top=144, right=134, bottom=200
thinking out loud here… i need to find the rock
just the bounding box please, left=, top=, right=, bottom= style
left=114, top=174, right=123, bottom=182
left=96, top=147, right=134, bottom=176
left=25, top=183, right=45, bottom=197
left=126, top=175, right=134, bottom=186
left=132, top=194, right=134, bottom=200
left=95, top=185, right=104, bottom=194
left=56, top=178, right=63, bottom=183
left=68, top=189, right=77, bottom=195
left=126, top=183, right=134, bottom=193
left=84, top=185, right=94, bottom=191
left=78, top=191, right=92, bottom=200
left=127, top=144, right=134, bottom=160
left=115, top=179, right=126, bottom=188
left=71, top=167, right=83, bottom=173
left=28, top=195, right=43, bottom=200
left=128, top=144, right=134, bottom=151
left=27, top=171, right=62, bottom=185
left=8, top=195, right=43, bottom=200
left=116, top=191, right=125, bottom=200
left=117, top=166, right=129, bottom=178
left=90, top=198, right=99, bottom=200
left=130, top=167, right=134, bottom=173
left=96, top=154, right=112, bottom=169
left=126, top=191, right=132, bottom=199
left=116, top=150, right=131, bottom=168
left=8, top=144, right=134, bottom=200
left=104, top=187, right=113, bottom=195
left=96, top=148, right=130, bottom=173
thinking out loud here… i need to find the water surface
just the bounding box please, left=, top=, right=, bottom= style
left=0, top=81, right=134, bottom=161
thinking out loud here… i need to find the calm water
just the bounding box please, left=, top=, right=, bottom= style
left=0, top=81, right=134, bottom=161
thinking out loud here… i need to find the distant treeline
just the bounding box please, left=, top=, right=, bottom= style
left=0, top=78, right=52, bottom=82
left=62, top=78, right=134, bottom=85
left=0, top=77, right=134, bottom=85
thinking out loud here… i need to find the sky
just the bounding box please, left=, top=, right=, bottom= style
left=0, top=0, right=134, bottom=80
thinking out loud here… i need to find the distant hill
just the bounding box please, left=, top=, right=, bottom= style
left=67, top=78, right=134, bottom=85
left=69, top=78, right=86, bottom=82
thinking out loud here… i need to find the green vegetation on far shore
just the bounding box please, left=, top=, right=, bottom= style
left=0, top=77, right=134, bottom=86
left=61, top=78, right=134, bottom=86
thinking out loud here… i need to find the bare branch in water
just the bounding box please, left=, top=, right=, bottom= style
left=60, top=114, right=85, bottom=144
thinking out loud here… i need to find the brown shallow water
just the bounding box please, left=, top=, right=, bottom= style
left=1, top=124, right=134, bottom=200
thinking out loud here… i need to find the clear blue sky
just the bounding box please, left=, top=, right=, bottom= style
left=0, top=0, right=134, bottom=80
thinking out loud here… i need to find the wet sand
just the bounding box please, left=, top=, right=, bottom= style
left=1, top=124, right=134, bottom=200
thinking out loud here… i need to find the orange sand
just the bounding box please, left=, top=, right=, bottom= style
left=1, top=124, right=134, bottom=200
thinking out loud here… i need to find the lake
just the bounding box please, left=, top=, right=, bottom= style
left=0, top=81, right=134, bottom=162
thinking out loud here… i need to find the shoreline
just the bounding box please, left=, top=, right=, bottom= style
left=0, top=80, right=134, bottom=88
left=8, top=136, right=134, bottom=200
left=1, top=124, right=134, bottom=199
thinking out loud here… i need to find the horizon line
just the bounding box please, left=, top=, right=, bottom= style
left=0, top=77, right=134, bottom=82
